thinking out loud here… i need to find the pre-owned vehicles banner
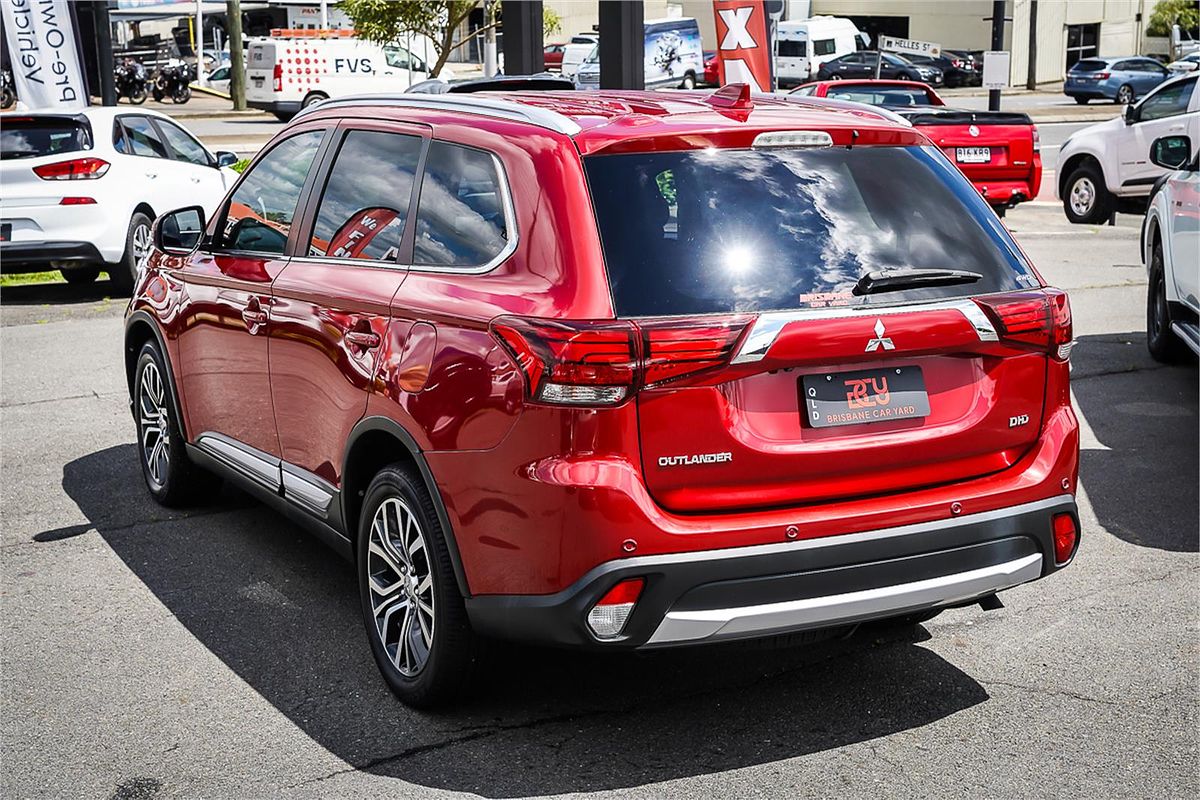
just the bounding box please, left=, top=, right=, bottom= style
left=1, top=0, right=87, bottom=110
left=712, top=0, right=771, bottom=91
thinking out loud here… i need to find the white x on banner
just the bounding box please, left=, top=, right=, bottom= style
left=1, top=0, right=87, bottom=110
left=718, top=7, right=759, bottom=50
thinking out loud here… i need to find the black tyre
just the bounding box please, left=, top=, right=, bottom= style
left=357, top=465, right=480, bottom=708
left=1116, top=83, right=1135, bottom=104
left=133, top=341, right=219, bottom=507
left=1147, top=243, right=1190, bottom=364
left=828, top=73, right=842, bottom=80
left=152, top=86, right=165, bottom=102
left=129, top=86, right=148, bottom=104
left=679, top=71, right=697, bottom=90
left=1062, top=162, right=1113, bottom=224
left=992, top=204, right=1007, bottom=219
left=272, top=111, right=295, bottom=122
left=109, top=212, right=153, bottom=295
left=301, top=92, right=327, bottom=109
left=173, top=85, right=191, bottom=104
left=0, top=87, right=14, bottom=109
left=1074, top=96, right=1089, bottom=105
left=63, top=266, right=100, bottom=285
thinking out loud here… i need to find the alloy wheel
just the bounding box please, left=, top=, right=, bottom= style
left=132, top=222, right=153, bottom=266
left=137, top=361, right=170, bottom=489
left=1117, top=85, right=1134, bottom=104
left=367, top=497, right=436, bottom=677
left=1069, top=177, right=1095, bottom=217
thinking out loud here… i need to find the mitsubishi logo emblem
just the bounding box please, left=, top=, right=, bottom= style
left=865, top=319, right=895, bottom=352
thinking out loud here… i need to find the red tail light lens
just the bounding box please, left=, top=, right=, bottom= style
left=60, top=197, right=97, bottom=205
left=273, top=62, right=283, bottom=91
left=1052, top=513, right=1078, bottom=564
left=1095, top=71, right=1110, bottom=79
left=974, top=289, right=1072, bottom=360
left=33, top=157, right=110, bottom=180
left=491, top=315, right=753, bottom=407
left=1032, top=126, right=1041, bottom=152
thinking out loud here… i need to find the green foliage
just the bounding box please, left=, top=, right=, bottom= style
left=1146, top=0, right=1200, bottom=37
left=230, top=158, right=252, bottom=173
left=542, top=6, right=561, bottom=38
left=338, top=0, right=478, bottom=77
left=655, top=169, right=677, bottom=206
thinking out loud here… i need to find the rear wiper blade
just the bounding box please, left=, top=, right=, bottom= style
left=853, top=268, right=983, bottom=296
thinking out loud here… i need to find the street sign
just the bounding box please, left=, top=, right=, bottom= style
left=879, top=35, right=941, bottom=59
left=982, top=50, right=1010, bottom=89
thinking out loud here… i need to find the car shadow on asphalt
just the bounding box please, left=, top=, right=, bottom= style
left=1, top=277, right=123, bottom=305
left=53, top=444, right=991, bottom=796
left=1070, top=332, right=1199, bottom=553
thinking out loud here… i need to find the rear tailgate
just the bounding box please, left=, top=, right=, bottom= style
left=903, top=109, right=1038, bottom=184
left=246, top=40, right=277, bottom=101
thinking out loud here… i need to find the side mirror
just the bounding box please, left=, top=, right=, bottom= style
left=1123, top=103, right=1137, bottom=124
left=1150, top=135, right=1192, bottom=170
left=154, top=206, right=206, bottom=254
left=215, top=150, right=239, bottom=168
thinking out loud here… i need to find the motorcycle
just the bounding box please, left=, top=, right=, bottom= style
left=152, top=62, right=194, bottom=104
left=1, top=67, right=15, bottom=109
left=114, top=60, right=148, bottom=104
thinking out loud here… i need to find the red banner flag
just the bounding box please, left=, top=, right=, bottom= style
left=712, top=0, right=772, bottom=91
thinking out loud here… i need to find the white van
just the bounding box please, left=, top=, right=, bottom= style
left=246, top=32, right=452, bottom=120
left=575, top=17, right=704, bottom=90
left=559, top=33, right=599, bottom=80
left=776, top=17, right=870, bottom=87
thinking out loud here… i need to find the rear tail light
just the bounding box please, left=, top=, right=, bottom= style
left=1095, top=71, right=1110, bottom=79
left=586, top=578, right=644, bottom=639
left=974, top=289, right=1073, bottom=360
left=32, top=157, right=109, bottom=180
left=491, top=315, right=752, bottom=407
left=1052, top=513, right=1079, bottom=564
left=273, top=62, right=283, bottom=91
left=1032, top=126, right=1041, bottom=152
left=59, top=197, right=97, bottom=205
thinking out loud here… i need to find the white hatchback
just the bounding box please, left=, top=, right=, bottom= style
left=0, top=107, right=238, bottom=292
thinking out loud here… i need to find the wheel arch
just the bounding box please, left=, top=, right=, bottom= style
left=1058, top=152, right=1103, bottom=198
left=342, top=416, right=471, bottom=597
left=132, top=202, right=156, bottom=222
left=124, top=311, right=188, bottom=440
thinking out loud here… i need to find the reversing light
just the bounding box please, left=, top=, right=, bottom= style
left=586, top=578, right=644, bottom=639
left=1052, top=513, right=1078, bottom=564
left=752, top=131, right=833, bottom=149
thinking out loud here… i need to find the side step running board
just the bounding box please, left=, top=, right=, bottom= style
left=1170, top=321, right=1200, bottom=356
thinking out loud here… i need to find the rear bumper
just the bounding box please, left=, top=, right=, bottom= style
left=248, top=99, right=300, bottom=114
left=975, top=179, right=1038, bottom=206
left=465, top=494, right=1079, bottom=649
left=0, top=240, right=103, bottom=271
left=1063, top=85, right=1113, bottom=99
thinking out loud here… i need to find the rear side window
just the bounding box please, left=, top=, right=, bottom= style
left=813, top=39, right=837, bottom=56
left=309, top=130, right=422, bottom=261
left=583, top=146, right=1035, bottom=317
left=413, top=141, right=510, bottom=269
left=778, top=39, right=806, bottom=57
left=218, top=130, right=323, bottom=255
left=121, top=116, right=169, bottom=158
left=0, top=117, right=91, bottom=159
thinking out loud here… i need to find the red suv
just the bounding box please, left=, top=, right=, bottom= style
left=125, top=85, right=1081, bottom=707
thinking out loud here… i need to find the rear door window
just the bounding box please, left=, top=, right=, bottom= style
left=308, top=130, right=423, bottom=261
left=412, top=141, right=510, bottom=269
left=152, top=119, right=213, bottom=166
left=583, top=145, right=1035, bottom=317
left=120, top=116, right=169, bottom=158
left=778, top=40, right=806, bottom=57
left=0, top=117, right=91, bottom=159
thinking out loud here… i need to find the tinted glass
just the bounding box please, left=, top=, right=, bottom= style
left=1072, top=59, right=1108, bottom=72
left=0, top=118, right=90, bottom=159
left=1112, top=60, right=1134, bottom=71
left=413, top=141, right=509, bottom=268
left=826, top=86, right=934, bottom=106
left=1140, top=78, right=1196, bottom=120
left=842, top=53, right=862, bottom=64
left=583, top=146, right=1034, bottom=317
left=155, top=120, right=211, bottom=166
left=218, top=131, right=323, bottom=254
left=122, top=116, right=169, bottom=158
left=813, top=38, right=837, bottom=56
left=309, top=130, right=422, bottom=261
left=778, top=39, right=806, bottom=57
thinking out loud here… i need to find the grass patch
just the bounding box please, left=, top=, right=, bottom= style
left=1, top=270, right=64, bottom=286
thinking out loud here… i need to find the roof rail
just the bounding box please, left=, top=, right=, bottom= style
left=292, top=92, right=582, bottom=135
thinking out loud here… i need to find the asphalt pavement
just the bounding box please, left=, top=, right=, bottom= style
left=1, top=204, right=1196, bottom=799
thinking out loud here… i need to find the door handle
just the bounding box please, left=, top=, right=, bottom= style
left=242, top=306, right=268, bottom=327
left=145, top=173, right=157, bottom=179
left=345, top=330, right=381, bottom=349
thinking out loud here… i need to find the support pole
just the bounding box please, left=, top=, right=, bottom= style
left=1026, top=0, right=1037, bottom=91
left=599, top=0, right=643, bottom=89
left=196, top=0, right=205, bottom=85
left=501, top=0, right=543, bottom=75
left=989, top=0, right=1005, bottom=111
left=96, top=1, right=117, bottom=105
left=227, top=0, right=245, bottom=110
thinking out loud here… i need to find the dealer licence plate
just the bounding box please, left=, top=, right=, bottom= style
left=802, top=366, right=930, bottom=429
left=956, top=147, right=991, bottom=164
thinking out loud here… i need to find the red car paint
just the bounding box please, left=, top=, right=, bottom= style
left=543, top=43, right=565, bottom=72
left=793, top=80, right=1043, bottom=210
left=126, top=88, right=1078, bottom=653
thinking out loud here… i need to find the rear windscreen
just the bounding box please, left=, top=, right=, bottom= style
left=0, top=118, right=91, bottom=159
left=825, top=86, right=935, bottom=106
left=583, top=145, right=1035, bottom=317
left=1071, top=59, right=1107, bottom=72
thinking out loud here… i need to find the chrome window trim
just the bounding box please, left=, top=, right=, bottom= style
left=731, top=297, right=999, bottom=364
left=408, top=148, right=518, bottom=276
left=293, top=93, right=583, bottom=136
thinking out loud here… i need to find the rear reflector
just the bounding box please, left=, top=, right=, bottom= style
left=586, top=578, right=644, bottom=639
left=33, top=157, right=110, bottom=180
left=60, top=197, right=96, bottom=205
left=491, top=315, right=752, bottom=406
left=974, top=288, right=1072, bottom=360
left=1052, top=513, right=1078, bottom=564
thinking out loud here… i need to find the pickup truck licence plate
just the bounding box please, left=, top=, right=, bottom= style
left=956, top=147, right=991, bottom=164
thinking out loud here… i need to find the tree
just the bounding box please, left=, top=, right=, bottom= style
left=340, top=1, right=563, bottom=77
left=1146, top=0, right=1200, bottom=37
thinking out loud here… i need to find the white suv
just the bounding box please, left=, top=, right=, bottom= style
left=1058, top=73, right=1199, bottom=224
left=0, top=107, right=237, bottom=292
left=1143, top=133, right=1200, bottom=361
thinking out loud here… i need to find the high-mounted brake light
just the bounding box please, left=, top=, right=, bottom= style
left=273, top=62, right=283, bottom=92
left=586, top=578, right=644, bottom=639
left=33, top=157, right=109, bottom=180
left=974, top=289, right=1072, bottom=360
left=752, top=130, right=833, bottom=149
left=490, top=315, right=752, bottom=407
